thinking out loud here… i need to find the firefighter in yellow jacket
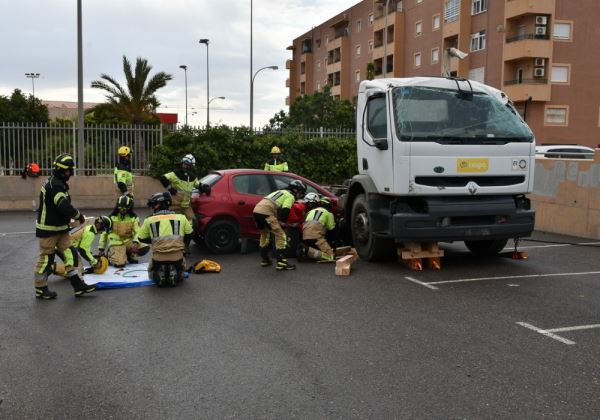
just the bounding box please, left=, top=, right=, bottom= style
left=99, top=195, right=148, bottom=267
left=33, top=153, right=96, bottom=299
left=138, top=192, right=193, bottom=287
left=264, top=146, right=289, bottom=172
left=114, top=146, right=134, bottom=197
left=302, top=196, right=336, bottom=261
left=252, top=179, right=306, bottom=270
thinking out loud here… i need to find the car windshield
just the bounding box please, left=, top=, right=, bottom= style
left=199, top=173, right=222, bottom=186
left=392, top=86, right=534, bottom=143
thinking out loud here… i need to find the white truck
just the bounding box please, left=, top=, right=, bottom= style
left=341, top=76, right=536, bottom=260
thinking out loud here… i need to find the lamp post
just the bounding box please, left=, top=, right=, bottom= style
left=24, top=73, right=40, bottom=98
left=250, top=65, right=278, bottom=131
left=383, top=0, right=390, bottom=77
left=179, top=65, right=188, bottom=126
left=208, top=96, right=225, bottom=125
left=199, top=38, right=210, bottom=127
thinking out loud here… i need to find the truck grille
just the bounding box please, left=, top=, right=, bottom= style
left=415, top=176, right=526, bottom=188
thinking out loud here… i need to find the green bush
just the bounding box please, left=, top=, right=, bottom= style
left=149, top=126, right=357, bottom=185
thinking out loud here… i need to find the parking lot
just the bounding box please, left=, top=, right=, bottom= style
left=1, top=211, right=599, bottom=419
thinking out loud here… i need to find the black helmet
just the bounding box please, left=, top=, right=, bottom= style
left=95, top=215, right=112, bottom=232
left=53, top=153, right=76, bottom=170
left=287, top=179, right=307, bottom=195
left=117, top=195, right=134, bottom=211
left=147, top=191, right=172, bottom=209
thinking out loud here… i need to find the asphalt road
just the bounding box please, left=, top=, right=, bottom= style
left=1, top=211, right=599, bottom=419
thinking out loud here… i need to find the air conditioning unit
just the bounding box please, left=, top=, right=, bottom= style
left=536, top=16, right=548, bottom=25
left=536, top=26, right=547, bottom=35
left=534, top=58, right=546, bottom=67
left=534, top=68, right=545, bottom=77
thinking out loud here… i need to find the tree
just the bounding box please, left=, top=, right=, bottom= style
left=366, top=62, right=375, bottom=81
left=0, top=89, right=49, bottom=123
left=89, top=55, right=173, bottom=124
left=267, top=85, right=355, bottom=130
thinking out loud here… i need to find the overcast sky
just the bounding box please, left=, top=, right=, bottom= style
left=0, top=0, right=359, bottom=127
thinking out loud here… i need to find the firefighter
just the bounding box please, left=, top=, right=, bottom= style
left=33, top=153, right=96, bottom=299
left=302, top=196, right=336, bottom=262
left=159, top=154, right=210, bottom=253
left=264, top=146, right=289, bottom=172
left=138, top=192, right=193, bottom=287
left=287, top=192, right=320, bottom=258
left=253, top=179, right=306, bottom=270
left=99, top=195, right=147, bottom=267
left=114, top=146, right=134, bottom=197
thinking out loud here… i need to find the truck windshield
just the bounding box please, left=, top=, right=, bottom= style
left=392, top=86, right=533, bottom=143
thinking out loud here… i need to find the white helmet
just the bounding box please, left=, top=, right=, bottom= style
left=303, top=192, right=319, bottom=204
left=181, top=154, right=196, bottom=167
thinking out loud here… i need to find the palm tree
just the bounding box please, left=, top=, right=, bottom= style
left=90, top=55, right=173, bottom=124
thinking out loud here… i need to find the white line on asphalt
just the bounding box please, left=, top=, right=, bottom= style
left=547, top=324, right=600, bottom=333
left=504, top=241, right=600, bottom=250
left=427, top=271, right=600, bottom=285
left=516, top=322, right=576, bottom=345
left=0, top=231, right=35, bottom=236
left=405, top=276, right=439, bottom=290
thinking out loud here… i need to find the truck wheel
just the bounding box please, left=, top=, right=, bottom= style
left=351, top=194, right=393, bottom=261
left=204, top=219, right=240, bottom=254
left=464, top=239, right=508, bottom=256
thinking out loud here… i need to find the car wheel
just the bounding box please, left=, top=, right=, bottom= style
left=464, top=239, right=508, bottom=256
left=350, top=194, right=394, bottom=261
left=204, top=219, right=240, bottom=254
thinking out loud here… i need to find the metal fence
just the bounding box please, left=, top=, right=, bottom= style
left=251, top=127, right=356, bottom=140
left=0, top=122, right=163, bottom=175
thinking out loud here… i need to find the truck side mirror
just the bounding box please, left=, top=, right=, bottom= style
left=373, top=138, right=388, bottom=150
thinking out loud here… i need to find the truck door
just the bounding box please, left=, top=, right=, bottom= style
left=357, top=91, right=394, bottom=193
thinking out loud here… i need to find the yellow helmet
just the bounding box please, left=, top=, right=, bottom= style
left=190, top=259, right=221, bottom=273
left=270, top=146, right=281, bottom=154
left=93, top=256, right=109, bottom=274
left=118, top=146, right=131, bottom=157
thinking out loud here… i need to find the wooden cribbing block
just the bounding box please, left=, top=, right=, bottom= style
left=334, top=246, right=353, bottom=256
left=335, top=254, right=355, bottom=276
left=398, top=242, right=444, bottom=260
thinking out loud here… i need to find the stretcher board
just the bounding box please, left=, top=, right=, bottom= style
left=84, top=263, right=189, bottom=289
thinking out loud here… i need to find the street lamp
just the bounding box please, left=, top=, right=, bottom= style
left=24, top=73, right=40, bottom=98
left=208, top=96, right=225, bottom=125
left=199, top=38, right=210, bottom=127
left=179, top=65, right=188, bottom=126
left=250, top=66, right=278, bottom=131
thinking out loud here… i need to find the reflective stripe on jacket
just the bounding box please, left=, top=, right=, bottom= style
left=138, top=211, right=193, bottom=255
left=35, top=176, right=81, bottom=237
left=304, top=207, right=335, bottom=231
left=99, top=214, right=140, bottom=248
left=163, top=171, right=199, bottom=208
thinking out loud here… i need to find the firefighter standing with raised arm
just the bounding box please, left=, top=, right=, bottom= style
left=33, top=153, right=96, bottom=299
left=114, top=146, right=134, bottom=197
left=301, top=196, right=337, bottom=261
left=252, top=180, right=306, bottom=270
left=264, top=146, right=289, bottom=172
left=138, top=192, right=193, bottom=287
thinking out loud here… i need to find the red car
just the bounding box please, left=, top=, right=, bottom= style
left=191, top=169, right=339, bottom=254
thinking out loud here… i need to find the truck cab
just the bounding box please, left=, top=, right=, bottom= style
left=344, top=77, right=536, bottom=260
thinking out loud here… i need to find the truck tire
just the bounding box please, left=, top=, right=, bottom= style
left=464, top=239, right=508, bottom=256
left=351, top=194, right=393, bottom=261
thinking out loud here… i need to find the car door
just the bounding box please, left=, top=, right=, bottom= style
left=230, top=173, right=272, bottom=236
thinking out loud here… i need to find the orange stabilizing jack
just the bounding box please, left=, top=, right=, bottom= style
left=511, top=238, right=529, bottom=260
left=398, top=242, right=444, bottom=271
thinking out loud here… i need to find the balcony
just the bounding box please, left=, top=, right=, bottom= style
left=504, top=34, right=552, bottom=61
left=285, top=78, right=290, bottom=88
left=285, top=59, right=292, bottom=70
left=373, top=42, right=394, bottom=60
left=505, top=0, right=555, bottom=19
left=285, top=96, right=290, bottom=106
left=503, top=79, right=551, bottom=102
left=328, top=36, right=342, bottom=50
left=374, top=11, right=396, bottom=31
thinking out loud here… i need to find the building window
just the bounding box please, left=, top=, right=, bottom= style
left=444, top=0, right=460, bottom=23
left=369, top=14, right=374, bottom=26
left=315, top=39, right=321, bottom=49
left=317, top=82, right=320, bottom=91
left=356, top=45, right=361, bottom=56
left=468, top=67, right=485, bottom=83
left=551, top=64, right=570, bottom=84
left=416, top=0, right=423, bottom=4
left=432, top=14, right=441, bottom=30
left=356, top=20, right=362, bottom=33
left=471, top=0, right=487, bottom=15
left=553, top=21, right=572, bottom=40
left=368, top=40, right=374, bottom=51
left=317, top=61, right=321, bottom=71
left=414, top=52, right=422, bottom=68
left=545, top=106, right=568, bottom=126
left=470, top=30, right=486, bottom=52
left=431, top=47, right=440, bottom=64
left=355, top=70, right=361, bottom=82
left=415, top=21, right=423, bottom=37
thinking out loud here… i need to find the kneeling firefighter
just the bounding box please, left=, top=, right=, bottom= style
left=302, top=196, right=336, bottom=261
left=138, top=192, right=193, bottom=287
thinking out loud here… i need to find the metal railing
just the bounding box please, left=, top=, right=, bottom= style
left=0, top=122, right=162, bottom=176
left=252, top=127, right=356, bottom=139
left=505, top=78, right=548, bottom=85
left=506, top=33, right=550, bottom=43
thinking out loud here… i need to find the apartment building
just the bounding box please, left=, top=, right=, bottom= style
left=286, top=0, right=600, bottom=148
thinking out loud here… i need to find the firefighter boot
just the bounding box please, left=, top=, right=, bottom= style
left=276, top=250, right=296, bottom=271
left=69, top=274, right=97, bottom=297
left=35, top=286, right=57, bottom=300
left=260, top=246, right=272, bottom=267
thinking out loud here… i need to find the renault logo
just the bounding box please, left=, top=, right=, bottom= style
left=467, top=181, right=478, bottom=195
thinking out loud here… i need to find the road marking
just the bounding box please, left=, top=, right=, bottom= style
left=0, top=231, right=35, bottom=237
left=516, top=322, right=576, bottom=345
left=504, top=241, right=600, bottom=250
left=546, top=324, right=600, bottom=333
left=405, top=276, right=439, bottom=290
left=427, top=271, right=600, bottom=286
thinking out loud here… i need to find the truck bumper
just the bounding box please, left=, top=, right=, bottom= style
left=386, top=196, right=535, bottom=242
